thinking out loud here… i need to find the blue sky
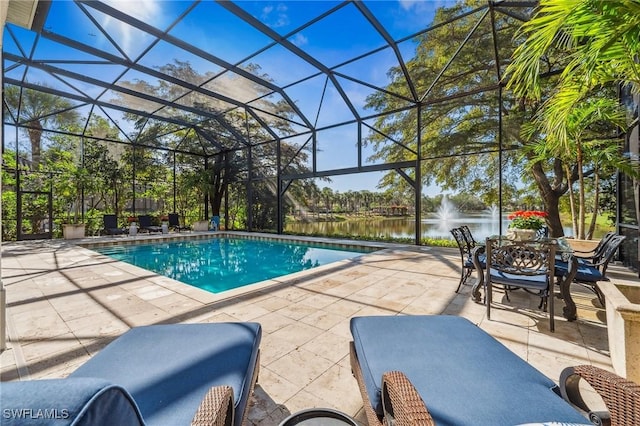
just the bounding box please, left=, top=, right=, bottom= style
left=4, top=0, right=452, bottom=195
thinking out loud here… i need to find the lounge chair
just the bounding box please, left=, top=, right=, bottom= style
left=168, top=213, right=191, bottom=232
left=102, top=214, right=127, bottom=236
left=2, top=322, right=262, bottom=426
left=350, top=315, right=594, bottom=425
left=138, top=214, right=162, bottom=233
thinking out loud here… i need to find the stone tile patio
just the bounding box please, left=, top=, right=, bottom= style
left=0, top=232, right=630, bottom=424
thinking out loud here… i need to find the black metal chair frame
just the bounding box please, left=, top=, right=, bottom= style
left=450, top=225, right=476, bottom=293
left=137, top=215, right=162, bottom=233
left=168, top=213, right=191, bottom=232
left=102, top=214, right=127, bottom=236
left=485, top=237, right=557, bottom=332
left=572, top=231, right=615, bottom=265
left=571, top=234, right=626, bottom=306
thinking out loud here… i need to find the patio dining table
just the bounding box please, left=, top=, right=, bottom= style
left=470, top=237, right=581, bottom=321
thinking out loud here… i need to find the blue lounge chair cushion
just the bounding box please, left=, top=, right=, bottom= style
left=350, top=315, right=587, bottom=426
left=70, top=323, right=261, bottom=426
left=1, top=378, right=144, bottom=426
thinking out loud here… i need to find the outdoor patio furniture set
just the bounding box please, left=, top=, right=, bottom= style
left=4, top=315, right=639, bottom=425
left=101, top=213, right=192, bottom=236
left=450, top=226, right=626, bottom=326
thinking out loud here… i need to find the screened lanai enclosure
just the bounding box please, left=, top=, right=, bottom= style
left=2, top=0, right=639, bottom=270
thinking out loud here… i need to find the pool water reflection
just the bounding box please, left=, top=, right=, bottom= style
left=94, top=237, right=373, bottom=293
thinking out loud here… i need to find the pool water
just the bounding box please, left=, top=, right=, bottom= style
left=94, top=237, right=373, bottom=293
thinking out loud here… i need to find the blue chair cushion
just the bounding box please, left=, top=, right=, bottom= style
left=554, top=261, right=604, bottom=283
left=350, top=315, right=587, bottom=426
left=489, top=269, right=548, bottom=290
left=70, top=323, right=261, bottom=426
left=1, top=378, right=144, bottom=426
left=463, top=254, right=485, bottom=269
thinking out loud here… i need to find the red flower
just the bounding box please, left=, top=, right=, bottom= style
left=508, top=210, right=547, bottom=230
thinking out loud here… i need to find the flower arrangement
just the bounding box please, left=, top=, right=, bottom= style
left=160, top=215, right=169, bottom=222
left=127, top=216, right=137, bottom=223
left=507, top=210, right=547, bottom=230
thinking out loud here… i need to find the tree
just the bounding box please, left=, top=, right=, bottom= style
left=506, top=0, right=640, bottom=236
left=365, top=1, right=575, bottom=236
left=113, top=60, right=310, bottom=230
left=3, top=85, right=79, bottom=168
left=523, top=94, right=627, bottom=238
left=506, top=0, right=640, bottom=143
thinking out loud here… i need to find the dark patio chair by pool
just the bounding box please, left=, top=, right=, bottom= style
left=2, top=322, right=262, bottom=426
left=459, top=224, right=478, bottom=248
left=168, top=213, right=191, bottom=232
left=102, top=214, right=127, bottom=236
left=450, top=227, right=483, bottom=293
left=572, top=231, right=616, bottom=264
left=556, top=234, right=626, bottom=307
left=349, top=315, right=595, bottom=426
left=138, top=214, right=162, bottom=233
left=485, top=237, right=557, bottom=331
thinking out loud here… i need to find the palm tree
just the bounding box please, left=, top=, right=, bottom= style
left=506, top=0, right=640, bottom=238
left=525, top=95, right=627, bottom=238
left=506, top=0, right=640, bottom=142
left=4, top=86, right=79, bottom=168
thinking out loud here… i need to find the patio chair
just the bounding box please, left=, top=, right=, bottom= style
left=102, top=214, right=127, bottom=235
left=168, top=213, right=191, bottom=232
left=459, top=224, right=478, bottom=248
left=138, top=214, right=162, bottom=233
left=556, top=234, right=626, bottom=307
left=572, top=231, right=616, bottom=264
left=485, top=237, right=557, bottom=331
left=2, top=322, right=262, bottom=426
left=450, top=227, right=483, bottom=293
left=349, top=315, right=592, bottom=426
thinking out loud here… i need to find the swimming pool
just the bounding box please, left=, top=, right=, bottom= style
left=93, top=237, right=375, bottom=293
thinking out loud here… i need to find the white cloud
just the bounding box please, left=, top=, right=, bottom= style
left=290, top=33, right=308, bottom=47
left=100, top=0, right=162, bottom=56
left=260, top=3, right=290, bottom=28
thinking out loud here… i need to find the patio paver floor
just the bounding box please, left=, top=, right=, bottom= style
left=0, top=233, right=630, bottom=425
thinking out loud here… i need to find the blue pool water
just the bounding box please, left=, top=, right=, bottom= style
left=94, top=237, right=373, bottom=293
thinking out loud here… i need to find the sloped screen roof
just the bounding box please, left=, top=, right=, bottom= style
left=3, top=0, right=536, bottom=161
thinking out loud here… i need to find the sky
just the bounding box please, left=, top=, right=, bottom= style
left=3, top=0, right=453, bottom=195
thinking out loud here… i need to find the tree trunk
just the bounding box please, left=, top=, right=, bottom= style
left=587, top=165, right=600, bottom=239
left=577, top=143, right=586, bottom=239
left=565, top=164, right=578, bottom=236
left=27, top=121, right=43, bottom=169
left=531, top=160, right=568, bottom=237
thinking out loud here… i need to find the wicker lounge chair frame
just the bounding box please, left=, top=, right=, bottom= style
left=351, top=335, right=640, bottom=426
left=560, top=365, right=640, bottom=425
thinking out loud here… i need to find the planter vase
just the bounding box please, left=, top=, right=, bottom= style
left=193, top=220, right=209, bottom=231
left=62, top=223, right=86, bottom=240
left=506, top=228, right=537, bottom=241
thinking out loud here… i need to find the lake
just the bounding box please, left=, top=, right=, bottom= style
left=285, top=212, right=585, bottom=242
